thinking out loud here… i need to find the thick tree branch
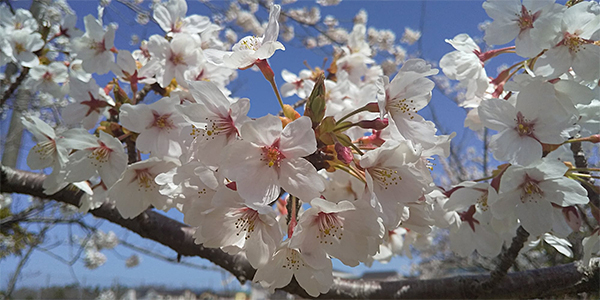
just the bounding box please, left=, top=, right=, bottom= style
left=1, top=165, right=599, bottom=299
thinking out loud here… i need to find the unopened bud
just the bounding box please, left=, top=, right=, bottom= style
left=365, top=102, right=380, bottom=113
left=357, top=118, right=389, bottom=130
left=304, top=73, right=326, bottom=127
left=282, top=104, right=301, bottom=121
left=335, top=142, right=353, bottom=164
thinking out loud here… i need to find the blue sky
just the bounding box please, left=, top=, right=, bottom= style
left=1, top=0, right=497, bottom=291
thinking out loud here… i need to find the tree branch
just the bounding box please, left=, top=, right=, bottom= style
left=571, top=139, right=600, bottom=208
left=0, top=67, right=29, bottom=108
left=1, top=165, right=598, bottom=299
left=476, top=226, right=529, bottom=294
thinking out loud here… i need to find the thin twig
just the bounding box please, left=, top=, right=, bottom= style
left=118, top=239, right=223, bottom=271
left=5, top=225, right=52, bottom=298
left=0, top=67, right=29, bottom=108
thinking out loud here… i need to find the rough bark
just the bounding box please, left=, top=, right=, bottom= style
left=1, top=165, right=599, bottom=299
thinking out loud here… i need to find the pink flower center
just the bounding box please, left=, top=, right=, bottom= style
left=516, top=5, right=541, bottom=31
left=42, top=71, right=53, bottom=82
left=172, top=18, right=184, bottom=33
left=559, top=32, right=593, bottom=54
left=283, top=248, right=305, bottom=270
left=315, top=212, right=343, bottom=245
left=370, top=167, right=402, bottom=190
left=476, top=191, right=490, bottom=211
left=293, top=79, right=304, bottom=90
left=88, top=141, right=113, bottom=166
left=14, top=43, right=26, bottom=54
left=261, top=139, right=285, bottom=168
left=201, top=114, right=238, bottom=141
left=387, top=97, right=417, bottom=120
left=514, top=111, right=536, bottom=137
left=91, top=39, right=107, bottom=55
left=458, top=205, right=480, bottom=232
left=237, top=36, right=261, bottom=51
left=148, top=110, right=176, bottom=131
left=520, top=174, right=544, bottom=203
left=132, top=168, right=155, bottom=192
left=233, top=207, right=259, bottom=239
left=81, top=91, right=110, bottom=117
left=169, top=51, right=185, bottom=66
left=32, top=140, right=57, bottom=160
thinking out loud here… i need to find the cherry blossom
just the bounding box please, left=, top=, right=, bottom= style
left=0, top=6, right=38, bottom=33
left=221, top=115, right=324, bottom=204
left=64, top=131, right=127, bottom=188
left=119, top=95, right=187, bottom=158
left=524, top=233, right=573, bottom=258
left=72, top=15, right=116, bottom=75
left=280, top=69, right=314, bottom=99
left=291, top=198, right=383, bottom=268
left=582, top=230, right=599, bottom=265
left=55, top=14, right=83, bottom=41
left=29, top=62, right=69, bottom=98
left=160, top=158, right=219, bottom=214
left=482, top=0, right=564, bottom=57
left=153, top=0, right=210, bottom=35
left=534, top=1, right=600, bottom=80
left=7, top=29, right=44, bottom=67
left=440, top=34, right=487, bottom=82
left=110, top=157, right=180, bottom=218
left=205, top=4, right=284, bottom=69
left=21, top=116, right=90, bottom=194
left=371, top=227, right=409, bottom=263
left=10, top=0, right=600, bottom=294
left=336, top=24, right=374, bottom=84
left=63, top=78, right=114, bottom=130
left=444, top=182, right=503, bottom=257
left=146, top=33, right=202, bottom=88
left=177, top=81, right=250, bottom=167
left=253, top=241, right=333, bottom=297
left=113, top=50, right=156, bottom=88
left=492, top=159, right=589, bottom=236
left=359, top=139, right=434, bottom=228
left=377, top=59, right=442, bottom=150
left=22, top=116, right=70, bottom=171
left=478, top=80, right=574, bottom=166
left=0, top=27, right=13, bottom=67
left=190, top=186, right=283, bottom=268
left=439, top=34, right=490, bottom=107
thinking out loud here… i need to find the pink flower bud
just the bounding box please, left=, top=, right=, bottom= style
left=357, top=118, right=389, bottom=130
left=365, top=102, right=380, bottom=113
left=335, top=142, right=353, bottom=164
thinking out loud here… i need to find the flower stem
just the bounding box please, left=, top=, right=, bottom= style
left=256, top=59, right=286, bottom=113
left=348, top=142, right=364, bottom=156
left=334, top=122, right=356, bottom=132
left=269, top=79, right=285, bottom=111
left=334, top=164, right=366, bottom=183
left=473, top=174, right=496, bottom=182
left=337, top=106, right=369, bottom=124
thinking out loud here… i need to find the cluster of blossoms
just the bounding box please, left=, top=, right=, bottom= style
left=4, top=0, right=598, bottom=296
left=81, top=230, right=118, bottom=269
left=439, top=0, right=600, bottom=262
